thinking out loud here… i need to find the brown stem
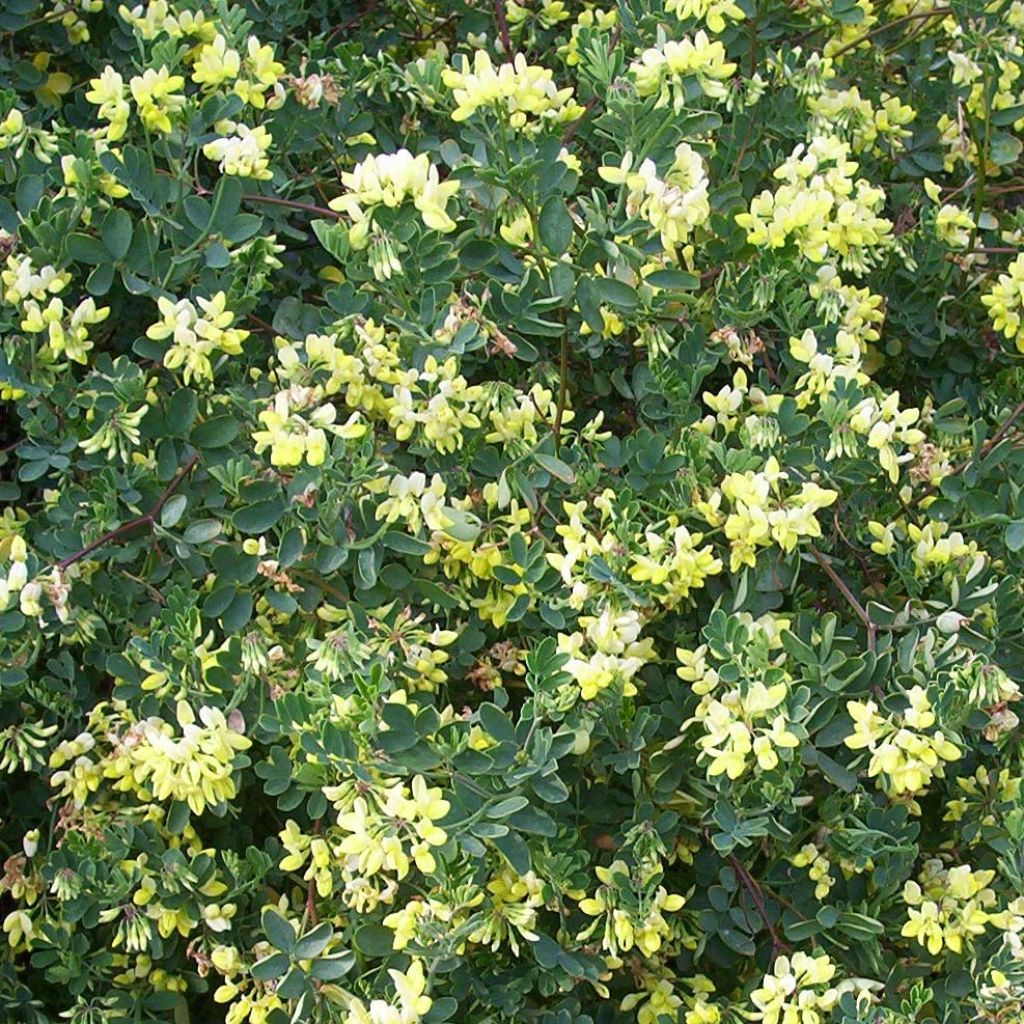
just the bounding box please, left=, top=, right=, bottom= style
left=830, top=7, right=952, bottom=59
left=560, top=25, right=620, bottom=145
left=239, top=194, right=340, bottom=220
left=196, top=187, right=339, bottom=220
left=57, top=453, right=200, bottom=571
left=808, top=544, right=877, bottom=652
left=305, top=819, right=322, bottom=926
left=728, top=852, right=790, bottom=954
left=553, top=313, right=570, bottom=453
left=914, top=398, right=1024, bottom=504
left=495, top=0, right=511, bottom=52
left=325, top=0, right=380, bottom=43
left=560, top=96, right=599, bottom=146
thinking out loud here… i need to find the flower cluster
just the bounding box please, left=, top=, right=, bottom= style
left=577, top=861, right=687, bottom=957
left=599, top=143, right=711, bottom=255
left=983, top=253, right=1024, bottom=353
left=902, top=860, right=1001, bottom=955
left=203, top=122, right=273, bottom=180
left=252, top=385, right=366, bottom=467
left=690, top=680, right=800, bottom=780
left=844, top=687, right=961, bottom=801
left=145, top=291, right=249, bottom=384
left=630, top=31, right=736, bottom=106
left=329, top=150, right=461, bottom=249
left=736, top=137, right=892, bottom=273
left=696, top=457, right=838, bottom=572
left=442, top=51, right=584, bottom=132
left=748, top=952, right=839, bottom=1024
left=558, top=606, right=655, bottom=701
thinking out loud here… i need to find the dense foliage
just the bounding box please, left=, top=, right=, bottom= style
left=2, top=0, right=1024, bottom=1022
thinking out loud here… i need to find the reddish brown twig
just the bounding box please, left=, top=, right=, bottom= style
left=829, top=7, right=952, bottom=59
left=57, top=453, right=200, bottom=571
left=325, top=1, right=380, bottom=44
left=495, top=0, right=511, bottom=52
left=809, top=544, right=877, bottom=652
left=305, top=819, right=322, bottom=925
left=560, top=25, right=620, bottom=145
left=196, top=187, right=340, bottom=220
left=914, top=398, right=1024, bottom=504
left=728, top=852, right=790, bottom=955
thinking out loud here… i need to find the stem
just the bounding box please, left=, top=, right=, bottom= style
left=305, top=819, right=322, bottom=926
left=553, top=312, right=570, bottom=454
left=748, top=1, right=759, bottom=79
left=914, top=399, right=1024, bottom=504
left=241, top=194, right=341, bottom=220
left=968, top=67, right=993, bottom=253
left=728, top=852, right=790, bottom=955
left=829, top=8, right=951, bottom=59
left=808, top=544, right=877, bottom=653
left=57, top=453, right=200, bottom=571
left=494, top=0, right=511, bottom=52
left=196, top=187, right=340, bottom=220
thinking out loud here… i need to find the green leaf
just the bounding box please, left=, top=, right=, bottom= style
left=575, top=276, right=604, bottom=334
left=353, top=923, right=394, bottom=956
left=492, top=830, right=531, bottom=875
left=294, top=922, right=334, bottom=960
left=15, top=175, right=43, bottom=217
left=182, top=519, right=222, bottom=545
left=311, top=952, right=356, bottom=980
left=251, top=952, right=290, bottom=981
left=191, top=416, right=240, bottom=448
left=538, top=196, right=574, bottom=256
left=383, top=531, right=432, bottom=556
left=645, top=268, right=699, bottom=290
left=233, top=500, right=285, bottom=535
left=86, top=262, right=116, bottom=296
left=66, top=233, right=109, bottom=265
left=990, top=132, right=1023, bottom=168
left=160, top=494, right=187, bottom=528
left=101, top=209, right=133, bottom=260
left=478, top=703, right=516, bottom=742
left=534, top=453, right=575, bottom=484
left=276, top=967, right=307, bottom=1000
left=1006, top=520, right=1024, bottom=553
left=165, top=800, right=190, bottom=834
left=593, top=277, right=638, bottom=309
left=261, top=908, right=296, bottom=953
left=487, top=796, right=529, bottom=818
left=313, top=218, right=350, bottom=262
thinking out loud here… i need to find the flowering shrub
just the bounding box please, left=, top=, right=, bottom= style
left=2, top=1, right=1024, bottom=1023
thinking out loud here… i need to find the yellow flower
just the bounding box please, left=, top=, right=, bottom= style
left=129, top=66, right=186, bottom=134
left=85, top=66, right=130, bottom=140
left=192, top=34, right=241, bottom=89
left=123, top=704, right=251, bottom=815
left=982, top=253, right=1024, bottom=353
left=329, top=149, right=460, bottom=247
left=252, top=386, right=366, bottom=468
left=442, top=51, right=583, bottom=133
left=902, top=861, right=998, bottom=954
left=667, top=0, right=745, bottom=32
left=203, top=123, right=273, bottom=180
left=749, top=951, right=838, bottom=1024
left=146, top=292, right=249, bottom=384
left=630, top=31, right=736, bottom=106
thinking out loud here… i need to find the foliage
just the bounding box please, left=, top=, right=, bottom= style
left=1, top=1, right=1024, bottom=1023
